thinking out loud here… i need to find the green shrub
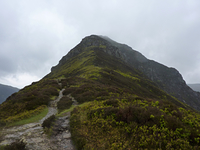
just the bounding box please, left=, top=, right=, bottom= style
left=63, top=87, right=77, bottom=95
left=4, top=140, right=26, bottom=150
left=70, top=109, right=84, bottom=149
left=42, top=115, right=55, bottom=129
left=189, top=128, right=200, bottom=146
left=0, top=120, right=6, bottom=127
left=88, top=107, right=118, bottom=119
left=74, top=92, right=95, bottom=103
left=165, top=115, right=183, bottom=131
left=116, top=105, right=163, bottom=127
left=57, top=96, right=73, bottom=113
left=95, top=91, right=110, bottom=97
left=103, top=99, right=119, bottom=107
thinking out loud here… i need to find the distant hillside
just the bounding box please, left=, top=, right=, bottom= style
left=188, top=84, right=200, bottom=92
left=0, top=84, right=19, bottom=104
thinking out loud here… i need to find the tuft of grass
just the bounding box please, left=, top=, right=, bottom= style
left=50, top=96, right=57, bottom=100
left=57, top=102, right=91, bottom=117
left=42, top=115, right=56, bottom=137
left=3, top=140, right=27, bottom=150
left=57, top=105, right=76, bottom=117
left=0, top=146, right=5, bottom=150
left=57, top=75, right=66, bottom=80
left=42, top=115, right=55, bottom=129
left=114, top=70, right=140, bottom=81
left=57, top=96, right=73, bottom=113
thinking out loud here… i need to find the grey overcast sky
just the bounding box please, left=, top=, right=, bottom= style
left=0, top=0, right=200, bottom=88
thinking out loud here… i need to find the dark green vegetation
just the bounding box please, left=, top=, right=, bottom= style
left=1, top=140, right=26, bottom=150
left=1, top=35, right=200, bottom=149
left=57, top=96, right=73, bottom=113
left=42, top=115, right=56, bottom=136
left=42, top=115, right=56, bottom=129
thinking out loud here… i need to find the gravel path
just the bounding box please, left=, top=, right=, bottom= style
left=40, top=89, right=65, bottom=124
left=0, top=88, right=76, bottom=150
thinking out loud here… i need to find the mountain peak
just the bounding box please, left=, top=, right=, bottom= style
left=50, top=35, right=200, bottom=111
left=83, top=35, right=148, bottom=63
left=51, top=35, right=148, bottom=72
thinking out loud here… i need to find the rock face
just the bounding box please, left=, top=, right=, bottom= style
left=52, top=35, right=200, bottom=111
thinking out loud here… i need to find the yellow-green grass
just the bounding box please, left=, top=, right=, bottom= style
left=57, top=102, right=91, bottom=117
left=114, top=69, right=140, bottom=81
left=50, top=96, right=57, bottom=100
left=7, top=107, right=48, bottom=127
left=57, top=75, right=66, bottom=80
left=0, top=145, right=5, bottom=150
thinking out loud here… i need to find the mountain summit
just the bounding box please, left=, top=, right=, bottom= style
left=51, top=35, right=148, bottom=71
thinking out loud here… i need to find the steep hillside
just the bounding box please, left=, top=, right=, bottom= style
left=1, top=35, right=200, bottom=149
left=188, top=84, right=200, bottom=92
left=0, top=84, right=19, bottom=104
left=51, top=35, right=200, bottom=111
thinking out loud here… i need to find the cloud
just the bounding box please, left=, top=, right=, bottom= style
left=0, top=72, right=40, bottom=89
left=0, top=0, right=200, bottom=88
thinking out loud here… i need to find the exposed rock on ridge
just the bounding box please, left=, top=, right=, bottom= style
left=51, top=35, right=200, bottom=111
